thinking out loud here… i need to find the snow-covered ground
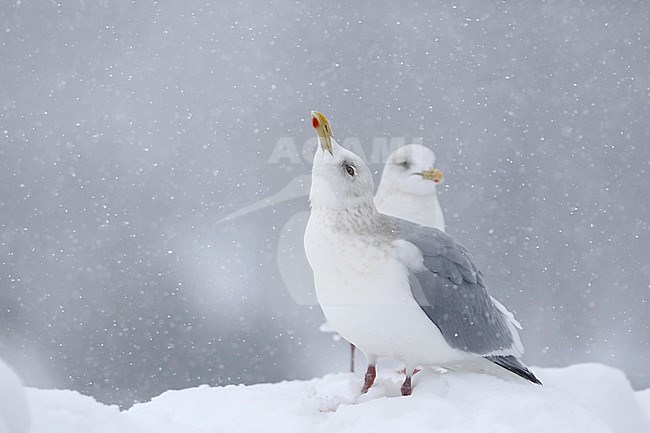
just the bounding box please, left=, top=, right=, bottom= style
left=13, top=363, right=649, bottom=433
left=0, top=360, right=30, bottom=433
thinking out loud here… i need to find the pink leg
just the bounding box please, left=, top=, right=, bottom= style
left=361, top=364, right=376, bottom=394
left=400, top=375, right=412, bottom=396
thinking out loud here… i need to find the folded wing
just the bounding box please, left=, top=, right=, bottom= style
left=393, top=218, right=523, bottom=357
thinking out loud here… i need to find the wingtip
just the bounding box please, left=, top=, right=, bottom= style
left=485, top=355, right=543, bottom=385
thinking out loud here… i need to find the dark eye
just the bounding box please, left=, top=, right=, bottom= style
left=344, top=163, right=356, bottom=176
left=400, top=160, right=410, bottom=168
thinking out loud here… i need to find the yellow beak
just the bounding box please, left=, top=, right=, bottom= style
left=311, top=111, right=333, bottom=155
left=418, top=168, right=444, bottom=184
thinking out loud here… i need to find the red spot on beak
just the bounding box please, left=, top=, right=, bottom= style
left=434, top=179, right=440, bottom=183
left=312, top=117, right=319, bottom=129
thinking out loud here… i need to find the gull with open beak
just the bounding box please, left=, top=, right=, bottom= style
left=305, top=110, right=540, bottom=396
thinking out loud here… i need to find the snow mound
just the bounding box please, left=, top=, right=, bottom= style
left=27, top=363, right=649, bottom=433
left=0, top=359, right=30, bottom=433
left=637, top=388, right=650, bottom=423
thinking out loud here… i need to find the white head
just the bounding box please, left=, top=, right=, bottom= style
left=378, top=144, right=443, bottom=197
left=309, top=111, right=375, bottom=210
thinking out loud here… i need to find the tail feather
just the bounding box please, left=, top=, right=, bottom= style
left=485, top=355, right=542, bottom=385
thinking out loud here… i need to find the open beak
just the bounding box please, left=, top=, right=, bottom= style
left=311, top=111, right=333, bottom=155
left=417, top=168, right=444, bottom=184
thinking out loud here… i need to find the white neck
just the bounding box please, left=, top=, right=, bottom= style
left=375, top=188, right=445, bottom=231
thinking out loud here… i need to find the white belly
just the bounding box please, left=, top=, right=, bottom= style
left=321, top=303, right=466, bottom=366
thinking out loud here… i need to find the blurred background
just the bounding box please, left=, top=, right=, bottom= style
left=1, top=0, right=648, bottom=408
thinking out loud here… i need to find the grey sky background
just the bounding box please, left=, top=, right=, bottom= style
left=1, top=1, right=648, bottom=407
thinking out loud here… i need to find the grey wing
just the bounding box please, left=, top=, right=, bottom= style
left=394, top=218, right=523, bottom=356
